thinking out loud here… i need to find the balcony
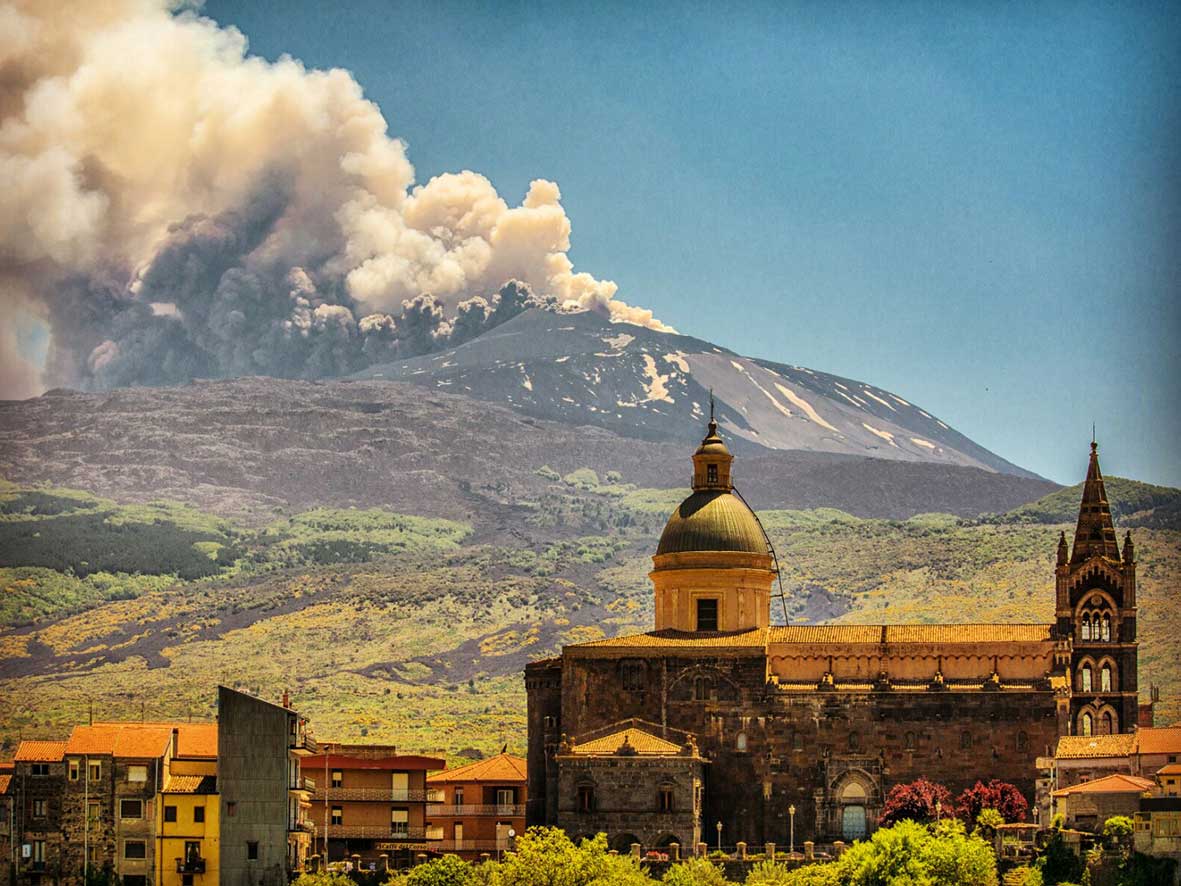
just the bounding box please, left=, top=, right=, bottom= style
left=289, top=819, right=316, bottom=833
left=319, top=825, right=437, bottom=840
left=176, top=858, right=206, bottom=874
left=427, top=804, right=526, bottom=817
left=289, top=730, right=319, bottom=756
left=321, top=787, right=436, bottom=802
left=289, top=776, right=316, bottom=796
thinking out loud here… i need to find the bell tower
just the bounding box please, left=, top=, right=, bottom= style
left=1055, top=441, right=1138, bottom=736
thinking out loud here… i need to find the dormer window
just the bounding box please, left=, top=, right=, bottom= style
left=707, top=464, right=718, bottom=484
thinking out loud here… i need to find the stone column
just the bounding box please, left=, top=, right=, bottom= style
left=832, top=841, right=845, bottom=857
left=804, top=841, right=814, bottom=860
left=764, top=843, right=775, bottom=861
left=630, top=843, right=641, bottom=858
left=696, top=842, right=707, bottom=858
left=669, top=843, right=680, bottom=861
left=736, top=842, right=746, bottom=860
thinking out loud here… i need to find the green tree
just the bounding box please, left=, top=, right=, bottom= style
left=836, top=819, right=997, bottom=886
left=744, top=861, right=838, bottom=886
left=661, top=858, right=727, bottom=886
left=974, top=808, right=1005, bottom=840
left=484, top=828, right=650, bottom=886
left=406, top=855, right=476, bottom=886
left=1038, top=829, right=1084, bottom=886
left=1101, top=815, right=1133, bottom=847
left=292, top=873, right=357, bottom=886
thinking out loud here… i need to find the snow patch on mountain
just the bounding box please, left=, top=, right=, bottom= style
left=863, top=422, right=898, bottom=446
left=774, top=383, right=840, bottom=433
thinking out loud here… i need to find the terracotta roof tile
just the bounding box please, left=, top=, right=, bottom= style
left=65, top=722, right=216, bottom=759
left=0, top=774, right=10, bottom=793
left=1156, top=763, right=1181, bottom=776
left=427, top=754, right=526, bottom=784
left=14, top=740, right=66, bottom=762
left=1053, top=774, right=1154, bottom=797
left=164, top=774, right=217, bottom=794
left=0, top=761, right=13, bottom=772
left=568, top=728, right=687, bottom=757
left=572, top=628, right=766, bottom=649
left=769, top=624, right=1052, bottom=645
left=1055, top=734, right=1136, bottom=759
left=1136, top=727, right=1181, bottom=755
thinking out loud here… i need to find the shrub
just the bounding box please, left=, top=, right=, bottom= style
left=405, top=855, right=474, bottom=886
left=662, top=858, right=727, bottom=886
left=879, top=777, right=955, bottom=826
left=957, top=780, right=1028, bottom=827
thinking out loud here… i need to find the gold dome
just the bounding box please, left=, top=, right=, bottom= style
left=655, top=490, right=769, bottom=557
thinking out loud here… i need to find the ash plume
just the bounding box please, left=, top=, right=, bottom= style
left=0, top=0, right=672, bottom=397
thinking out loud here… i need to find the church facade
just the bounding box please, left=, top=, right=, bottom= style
left=525, top=418, right=1137, bottom=849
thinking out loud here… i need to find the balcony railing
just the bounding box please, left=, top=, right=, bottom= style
left=175, top=859, right=207, bottom=874
left=320, top=787, right=436, bottom=802
left=289, top=731, right=319, bottom=755
left=319, top=825, right=437, bottom=840
left=289, top=776, right=316, bottom=794
left=289, top=819, right=315, bottom=833
left=427, top=804, right=526, bottom=817
left=432, top=839, right=507, bottom=852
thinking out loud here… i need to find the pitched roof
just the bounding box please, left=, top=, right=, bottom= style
left=569, top=727, right=687, bottom=757
left=1136, top=727, right=1181, bottom=755
left=1071, top=442, right=1121, bottom=565
left=0, top=774, right=10, bottom=794
left=164, top=774, right=217, bottom=794
left=15, top=740, right=67, bottom=762
left=0, top=760, right=13, bottom=772
left=769, top=624, right=1053, bottom=645
left=1055, top=733, right=1137, bottom=759
left=428, top=753, right=527, bottom=784
left=1156, top=764, right=1181, bottom=776
left=571, top=628, right=767, bottom=650
left=65, top=722, right=216, bottom=759
left=1053, top=774, right=1154, bottom=797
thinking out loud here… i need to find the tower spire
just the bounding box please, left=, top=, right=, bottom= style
left=1070, top=438, right=1120, bottom=564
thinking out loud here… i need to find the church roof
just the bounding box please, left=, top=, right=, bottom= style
left=769, top=624, right=1054, bottom=645
left=569, top=628, right=767, bottom=650
left=1071, top=441, right=1121, bottom=565
left=427, top=753, right=526, bottom=784
left=569, top=728, right=686, bottom=756
left=1055, top=733, right=1137, bottom=760
left=655, top=490, right=770, bottom=557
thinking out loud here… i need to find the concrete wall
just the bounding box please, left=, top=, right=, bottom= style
left=217, top=687, right=294, bottom=886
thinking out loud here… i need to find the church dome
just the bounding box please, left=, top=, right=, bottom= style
left=656, top=490, right=769, bottom=556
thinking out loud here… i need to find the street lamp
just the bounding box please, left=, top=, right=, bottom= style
left=716, top=820, right=723, bottom=853
left=788, top=805, right=796, bottom=856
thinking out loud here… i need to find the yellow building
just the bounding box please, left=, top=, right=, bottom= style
left=156, top=730, right=219, bottom=886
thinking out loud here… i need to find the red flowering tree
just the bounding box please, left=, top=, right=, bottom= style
left=879, top=777, right=955, bottom=826
left=956, top=779, right=1028, bottom=827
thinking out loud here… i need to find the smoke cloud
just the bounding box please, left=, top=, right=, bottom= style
left=0, top=0, right=672, bottom=397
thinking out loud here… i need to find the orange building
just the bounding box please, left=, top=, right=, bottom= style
left=305, top=744, right=444, bottom=870
left=426, top=754, right=527, bottom=860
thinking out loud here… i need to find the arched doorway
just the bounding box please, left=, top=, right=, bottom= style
left=610, top=833, right=641, bottom=854
left=840, top=781, right=868, bottom=841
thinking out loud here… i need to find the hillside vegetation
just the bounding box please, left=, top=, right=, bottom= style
left=0, top=470, right=1176, bottom=760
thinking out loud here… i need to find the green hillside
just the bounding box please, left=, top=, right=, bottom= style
left=0, top=472, right=1177, bottom=761
left=989, top=475, right=1181, bottom=529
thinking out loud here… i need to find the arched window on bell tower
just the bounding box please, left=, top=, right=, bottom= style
left=1080, top=665, right=1092, bottom=693
left=1080, top=713, right=1093, bottom=736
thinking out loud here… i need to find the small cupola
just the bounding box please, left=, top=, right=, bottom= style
left=691, top=403, right=733, bottom=492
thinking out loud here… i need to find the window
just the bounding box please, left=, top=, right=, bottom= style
left=1101, top=665, right=1113, bottom=692
left=454, top=822, right=464, bottom=841
left=31, top=763, right=49, bottom=776
left=543, top=715, right=556, bottom=731
left=496, top=788, right=515, bottom=806
left=193, top=805, right=205, bottom=823
left=391, top=808, right=409, bottom=836
left=226, top=801, right=237, bottom=817
left=1101, top=615, right=1111, bottom=641
left=905, top=732, right=916, bottom=751
left=182, top=877, right=193, bottom=886
left=331, top=806, right=343, bottom=826
left=246, top=841, right=258, bottom=860
left=961, top=732, right=972, bottom=750
left=120, top=799, right=143, bottom=819
left=620, top=661, right=646, bottom=691
left=693, top=676, right=712, bottom=701
left=792, top=732, right=804, bottom=751
left=1081, top=619, right=1091, bottom=641
left=69, top=759, right=80, bottom=781
left=123, top=840, right=147, bottom=859
left=0, top=806, right=6, bottom=824
left=1081, top=713, right=1094, bottom=736
left=736, top=732, right=748, bottom=752
left=577, top=785, right=595, bottom=813
left=87, top=845, right=102, bottom=863
left=707, top=464, right=718, bottom=484
left=331, top=769, right=343, bottom=788
left=1101, top=712, right=1115, bottom=735
left=33, top=799, right=47, bottom=818
left=164, top=805, right=177, bottom=823
left=696, top=598, right=718, bottom=632
left=849, top=732, right=860, bottom=753
left=127, top=765, right=148, bottom=783
left=87, top=800, right=101, bottom=823
left=658, top=787, right=674, bottom=812
left=123, top=878, right=146, bottom=886
left=32, top=841, right=46, bottom=863
left=89, top=762, right=101, bottom=781
left=1081, top=666, right=1092, bottom=693
left=454, top=787, right=464, bottom=805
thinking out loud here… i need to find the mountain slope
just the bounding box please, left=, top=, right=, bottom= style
left=355, top=309, right=1038, bottom=477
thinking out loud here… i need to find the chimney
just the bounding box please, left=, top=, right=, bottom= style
left=172, top=727, right=179, bottom=758
left=281, top=689, right=290, bottom=709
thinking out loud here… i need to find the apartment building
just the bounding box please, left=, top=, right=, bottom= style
left=217, top=687, right=316, bottom=886
left=426, top=754, right=526, bottom=860
left=10, top=741, right=67, bottom=886
left=305, top=744, right=443, bottom=870
left=157, top=727, right=219, bottom=886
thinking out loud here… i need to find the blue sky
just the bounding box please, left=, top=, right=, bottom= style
left=205, top=1, right=1180, bottom=486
